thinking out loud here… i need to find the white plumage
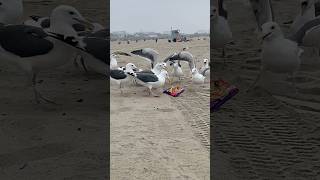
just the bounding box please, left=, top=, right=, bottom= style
left=191, top=68, right=205, bottom=84
left=291, top=0, right=316, bottom=35
left=250, top=22, right=303, bottom=91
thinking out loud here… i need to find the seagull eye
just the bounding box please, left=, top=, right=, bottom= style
left=0, top=2, right=2, bottom=6
left=69, top=11, right=75, bottom=15
left=271, top=26, right=275, bottom=30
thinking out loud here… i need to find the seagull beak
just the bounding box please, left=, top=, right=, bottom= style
left=73, top=17, right=94, bottom=31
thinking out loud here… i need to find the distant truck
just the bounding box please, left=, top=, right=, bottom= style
left=168, top=28, right=188, bottom=42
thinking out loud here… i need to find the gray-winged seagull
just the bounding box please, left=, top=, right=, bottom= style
left=130, top=70, right=169, bottom=97
left=110, top=63, right=137, bottom=94
left=0, top=5, right=92, bottom=103
left=131, top=48, right=159, bottom=69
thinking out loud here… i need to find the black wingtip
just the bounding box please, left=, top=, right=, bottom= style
left=131, top=49, right=142, bottom=55
left=30, top=15, right=41, bottom=21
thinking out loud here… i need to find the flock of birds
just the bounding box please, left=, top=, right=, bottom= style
left=0, top=0, right=109, bottom=104
left=212, top=0, right=320, bottom=93
left=0, top=0, right=210, bottom=102
left=110, top=47, right=210, bottom=97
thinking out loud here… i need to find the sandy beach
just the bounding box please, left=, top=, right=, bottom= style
left=0, top=0, right=108, bottom=179
left=110, top=38, right=210, bottom=179
left=212, top=0, right=320, bottom=179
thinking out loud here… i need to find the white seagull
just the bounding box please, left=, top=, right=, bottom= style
left=199, top=58, right=210, bottom=78
left=291, top=0, right=316, bottom=35
left=212, top=2, right=232, bottom=58
left=110, top=63, right=137, bottom=94
left=250, top=0, right=274, bottom=31
left=249, top=22, right=303, bottom=92
left=0, top=5, right=92, bottom=103
left=137, top=62, right=167, bottom=75
left=191, top=67, right=206, bottom=84
left=170, top=61, right=184, bottom=81
left=131, top=70, right=169, bottom=97
left=109, top=51, right=131, bottom=70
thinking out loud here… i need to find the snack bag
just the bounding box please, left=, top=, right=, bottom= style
left=211, top=80, right=239, bottom=111
left=163, top=85, right=185, bottom=97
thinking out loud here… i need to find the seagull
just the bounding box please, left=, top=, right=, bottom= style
left=137, top=62, right=167, bottom=75
left=110, top=54, right=118, bottom=70
left=74, top=35, right=110, bottom=75
left=170, top=61, right=183, bottom=81
left=130, top=70, right=169, bottom=97
left=0, top=0, right=23, bottom=24
left=24, top=15, right=87, bottom=33
left=24, top=16, right=50, bottom=28
left=199, top=59, right=210, bottom=78
left=211, top=2, right=232, bottom=58
left=131, top=48, right=159, bottom=69
left=288, top=16, right=320, bottom=56
left=110, top=63, right=137, bottom=94
left=164, top=51, right=195, bottom=71
left=109, top=51, right=131, bottom=70
left=0, top=5, right=92, bottom=104
left=291, top=0, right=316, bottom=35
left=250, top=0, right=274, bottom=31
left=249, top=22, right=303, bottom=92
left=191, top=67, right=205, bottom=84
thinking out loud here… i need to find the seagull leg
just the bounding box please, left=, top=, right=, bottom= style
left=80, top=56, right=88, bottom=72
left=32, top=73, right=57, bottom=105
left=151, top=89, right=160, bottom=97
left=120, top=82, right=123, bottom=95
left=147, top=87, right=152, bottom=96
left=73, top=55, right=80, bottom=68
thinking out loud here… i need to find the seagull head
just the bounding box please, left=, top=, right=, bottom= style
left=301, top=0, right=314, bottom=15
left=125, top=63, right=138, bottom=72
left=154, top=62, right=167, bottom=71
left=211, top=6, right=218, bottom=19
left=50, top=5, right=93, bottom=36
left=203, top=59, right=209, bottom=65
left=261, top=22, right=283, bottom=41
left=173, top=62, right=180, bottom=68
left=0, top=0, right=23, bottom=24
left=191, top=68, right=198, bottom=75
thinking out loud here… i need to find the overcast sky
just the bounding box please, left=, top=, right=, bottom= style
left=110, top=0, right=209, bottom=34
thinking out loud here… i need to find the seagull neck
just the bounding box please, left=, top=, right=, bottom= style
left=49, top=21, right=77, bottom=37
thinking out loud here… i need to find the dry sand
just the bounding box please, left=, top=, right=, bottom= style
left=0, top=0, right=108, bottom=179
left=212, top=0, right=320, bottom=179
left=110, top=38, right=210, bottom=179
